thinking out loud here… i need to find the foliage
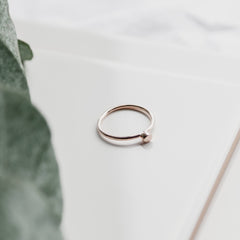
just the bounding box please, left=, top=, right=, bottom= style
left=0, top=0, right=63, bottom=239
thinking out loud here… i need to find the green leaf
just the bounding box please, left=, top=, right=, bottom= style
left=0, top=176, right=63, bottom=240
left=0, top=41, right=29, bottom=96
left=0, top=0, right=63, bottom=238
left=18, top=39, right=33, bottom=63
left=0, top=0, right=29, bottom=97
left=0, top=88, right=63, bottom=224
left=0, top=0, right=22, bottom=65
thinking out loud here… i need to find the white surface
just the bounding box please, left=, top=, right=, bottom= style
left=9, top=0, right=240, bottom=55
left=14, top=20, right=240, bottom=85
left=17, top=22, right=240, bottom=239
left=26, top=48, right=240, bottom=240
left=196, top=138, right=240, bottom=240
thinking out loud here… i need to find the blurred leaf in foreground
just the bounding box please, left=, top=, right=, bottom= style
left=0, top=0, right=64, bottom=239
left=0, top=0, right=29, bottom=96
left=0, top=89, right=63, bottom=224
left=0, top=176, right=63, bottom=240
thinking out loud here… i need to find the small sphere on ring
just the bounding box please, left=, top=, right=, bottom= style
left=141, top=132, right=152, bottom=143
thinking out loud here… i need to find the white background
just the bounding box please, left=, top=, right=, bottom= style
left=8, top=0, right=240, bottom=55
left=10, top=1, right=240, bottom=239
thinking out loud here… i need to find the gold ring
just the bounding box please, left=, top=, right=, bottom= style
left=97, top=105, right=154, bottom=145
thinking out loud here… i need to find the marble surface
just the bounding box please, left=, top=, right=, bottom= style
left=8, top=0, right=240, bottom=56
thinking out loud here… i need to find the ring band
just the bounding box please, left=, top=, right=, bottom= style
left=97, top=105, right=154, bottom=145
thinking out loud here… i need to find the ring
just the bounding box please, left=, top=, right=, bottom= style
left=97, top=105, right=154, bottom=145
